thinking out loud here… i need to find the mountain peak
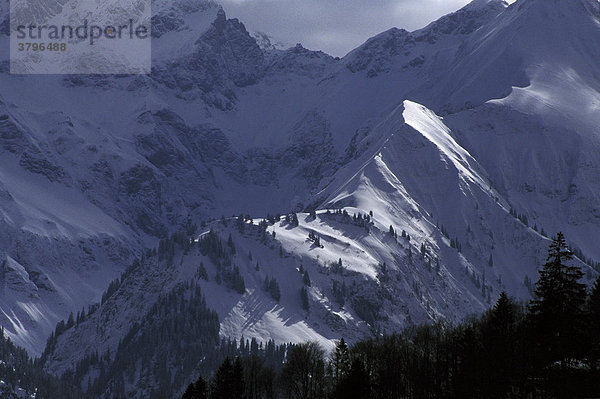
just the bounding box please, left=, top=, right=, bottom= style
left=216, top=7, right=226, bottom=22
left=465, top=0, right=508, bottom=10
left=252, top=31, right=289, bottom=51
left=417, top=0, right=507, bottom=38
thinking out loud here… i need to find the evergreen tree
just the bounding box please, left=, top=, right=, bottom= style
left=529, top=232, right=587, bottom=369
left=314, top=236, right=321, bottom=248
left=232, top=357, right=246, bottom=399
left=330, top=338, right=351, bottom=385
left=301, top=287, right=309, bottom=311
left=66, top=312, right=74, bottom=329
left=264, top=276, right=281, bottom=301
left=210, top=357, right=232, bottom=399
left=228, top=233, right=236, bottom=254
left=182, top=376, right=207, bottom=399
left=587, top=275, right=600, bottom=371
left=302, top=270, right=311, bottom=287
left=332, top=358, right=370, bottom=399
left=290, top=213, right=299, bottom=227
left=236, top=215, right=245, bottom=233
left=210, top=357, right=245, bottom=399
left=483, top=292, right=516, bottom=397
left=269, top=278, right=281, bottom=302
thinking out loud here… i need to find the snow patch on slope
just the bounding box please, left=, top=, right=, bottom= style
left=403, top=100, right=489, bottom=190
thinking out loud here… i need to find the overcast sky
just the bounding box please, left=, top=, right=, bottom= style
left=219, top=0, right=472, bottom=57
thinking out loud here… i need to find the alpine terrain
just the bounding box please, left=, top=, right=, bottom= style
left=0, top=0, right=599, bottom=396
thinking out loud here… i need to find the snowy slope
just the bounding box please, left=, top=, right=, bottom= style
left=440, top=0, right=600, bottom=259
left=316, top=99, right=578, bottom=303
left=0, top=0, right=599, bottom=374
left=41, top=101, right=597, bottom=395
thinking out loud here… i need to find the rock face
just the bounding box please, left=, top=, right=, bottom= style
left=0, top=0, right=599, bottom=385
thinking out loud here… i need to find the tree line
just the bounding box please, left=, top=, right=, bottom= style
left=183, top=232, right=600, bottom=399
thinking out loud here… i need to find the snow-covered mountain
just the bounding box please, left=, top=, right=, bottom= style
left=0, top=0, right=599, bottom=393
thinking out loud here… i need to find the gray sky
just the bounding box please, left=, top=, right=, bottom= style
left=219, top=0, right=472, bottom=57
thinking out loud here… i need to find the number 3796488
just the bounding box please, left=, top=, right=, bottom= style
left=17, top=42, right=67, bottom=51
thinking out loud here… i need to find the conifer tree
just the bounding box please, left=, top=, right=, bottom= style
left=231, top=357, right=246, bottom=399
left=303, top=270, right=311, bottom=287
left=587, top=275, right=600, bottom=370
left=269, top=278, right=281, bottom=301
left=330, top=338, right=351, bottom=385
left=529, top=232, right=587, bottom=369
left=301, top=287, right=309, bottom=311
left=210, top=357, right=245, bottom=399
left=484, top=292, right=516, bottom=396
left=236, top=215, right=245, bottom=233
left=182, top=376, right=207, bottom=399
left=332, top=358, right=370, bottom=399
left=291, top=213, right=299, bottom=227
left=227, top=233, right=236, bottom=254
left=314, top=236, right=321, bottom=247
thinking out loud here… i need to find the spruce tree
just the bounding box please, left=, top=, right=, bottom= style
left=330, top=338, right=351, bottom=385
left=210, top=357, right=245, bottom=399
left=210, top=357, right=233, bottom=399
left=484, top=292, right=516, bottom=396
left=291, top=213, right=299, bottom=227
left=182, top=376, right=207, bottom=399
left=491, top=292, right=514, bottom=334
left=587, top=275, right=600, bottom=371
left=303, top=270, right=311, bottom=287
left=314, top=236, right=321, bottom=247
left=301, top=287, right=309, bottom=311
left=529, top=232, right=587, bottom=369
left=231, top=357, right=246, bottom=399
left=332, top=358, right=370, bottom=399
left=269, top=278, right=281, bottom=302
left=227, top=233, right=236, bottom=254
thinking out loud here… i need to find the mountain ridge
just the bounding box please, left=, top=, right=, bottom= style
left=0, top=0, right=598, bottom=386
